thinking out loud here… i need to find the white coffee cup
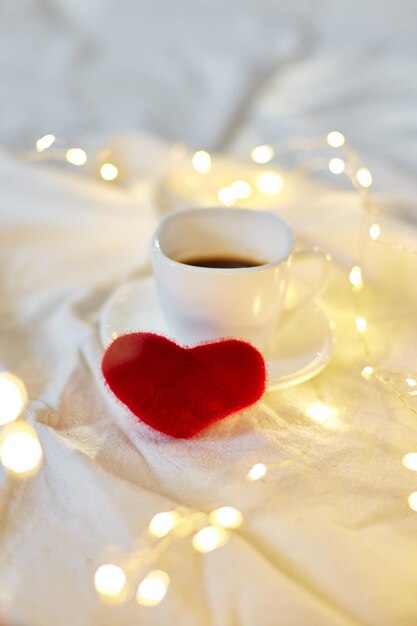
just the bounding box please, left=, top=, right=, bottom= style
left=152, top=207, right=329, bottom=351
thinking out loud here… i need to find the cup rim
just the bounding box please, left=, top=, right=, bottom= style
left=152, top=207, right=294, bottom=273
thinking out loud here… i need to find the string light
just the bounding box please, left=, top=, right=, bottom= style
left=192, top=150, right=212, bottom=174
left=0, top=421, right=43, bottom=477
left=355, top=316, right=367, bottom=333
left=0, top=372, right=27, bottom=425
left=94, top=564, right=126, bottom=599
left=349, top=265, right=363, bottom=290
left=136, top=571, right=170, bottom=606
left=231, top=180, right=252, bottom=199
left=328, top=157, right=345, bottom=174
left=65, top=148, right=87, bottom=166
left=407, top=492, right=417, bottom=512
left=256, top=172, right=283, bottom=194
left=93, top=503, right=244, bottom=608
left=247, top=463, right=267, bottom=481
left=192, top=525, right=228, bottom=553
left=217, top=187, right=236, bottom=206
left=356, top=167, right=373, bottom=188
left=402, top=453, right=417, bottom=471
left=250, top=145, right=274, bottom=164
left=326, top=131, right=345, bottom=148
left=209, top=506, right=243, bottom=529
left=22, top=131, right=417, bottom=603
left=20, top=131, right=417, bottom=606
left=100, top=163, right=119, bottom=181
left=369, top=223, right=381, bottom=240
left=148, top=511, right=178, bottom=538
left=36, top=133, right=56, bottom=152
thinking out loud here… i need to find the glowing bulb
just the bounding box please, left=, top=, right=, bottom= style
left=94, top=564, right=126, bottom=598
left=148, top=511, right=177, bottom=538
left=369, top=223, right=380, bottom=240
left=355, top=316, right=367, bottom=333
left=192, top=525, right=228, bottom=553
left=256, top=172, right=283, bottom=195
left=0, top=422, right=43, bottom=476
left=65, top=148, right=87, bottom=166
left=326, top=131, right=345, bottom=148
left=408, top=492, right=417, bottom=512
left=349, top=265, right=363, bottom=290
left=192, top=151, right=211, bottom=174
left=306, top=405, right=337, bottom=425
left=361, top=365, right=374, bottom=379
left=136, top=570, right=169, bottom=606
left=402, top=453, right=417, bottom=471
left=217, top=187, right=236, bottom=206
left=356, top=167, right=372, bottom=188
left=100, top=163, right=119, bottom=181
left=231, top=180, right=252, bottom=199
left=250, top=145, right=274, bottom=164
left=210, top=506, right=243, bottom=529
left=35, top=133, right=55, bottom=152
left=406, top=378, right=416, bottom=387
left=328, top=157, right=345, bottom=174
left=0, top=372, right=27, bottom=425
left=247, top=463, right=267, bottom=481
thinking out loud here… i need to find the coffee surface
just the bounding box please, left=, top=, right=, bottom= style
left=180, top=255, right=265, bottom=269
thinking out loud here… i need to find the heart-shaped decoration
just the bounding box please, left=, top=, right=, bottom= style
left=102, top=332, right=266, bottom=438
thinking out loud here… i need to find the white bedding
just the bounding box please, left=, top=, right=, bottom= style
left=1, top=1, right=417, bottom=625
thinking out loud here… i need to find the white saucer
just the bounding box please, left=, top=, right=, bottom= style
left=99, top=276, right=333, bottom=391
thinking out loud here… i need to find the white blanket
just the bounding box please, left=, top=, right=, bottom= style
left=1, top=1, right=417, bottom=625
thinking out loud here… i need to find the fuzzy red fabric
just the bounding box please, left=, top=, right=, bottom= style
left=101, top=332, right=266, bottom=438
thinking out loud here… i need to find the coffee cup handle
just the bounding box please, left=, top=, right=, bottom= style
left=284, top=247, right=332, bottom=311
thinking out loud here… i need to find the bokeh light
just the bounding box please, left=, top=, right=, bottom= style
left=148, top=511, right=177, bottom=538
left=65, top=148, right=87, bottom=166
left=250, top=145, right=274, bottom=164
left=355, top=316, right=367, bottom=333
left=247, top=463, right=267, bottom=481
left=0, top=372, right=27, bottom=425
left=356, top=167, right=373, bottom=188
left=36, top=133, right=56, bottom=152
left=192, top=525, right=228, bottom=553
left=192, top=150, right=211, bottom=174
left=326, top=131, right=345, bottom=148
left=407, top=492, right=417, bottom=512
left=231, top=180, right=252, bottom=199
left=136, top=570, right=170, bottom=606
left=217, top=187, right=236, bottom=206
left=349, top=265, right=363, bottom=290
left=369, top=223, right=381, bottom=240
left=94, top=564, right=126, bottom=598
left=210, top=506, right=243, bottom=529
left=328, top=157, right=345, bottom=174
left=256, top=172, right=283, bottom=194
left=0, top=421, right=43, bottom=477
left=100, top=163, right=119, bottom=181
left=402, top=453, right=417, bottom=471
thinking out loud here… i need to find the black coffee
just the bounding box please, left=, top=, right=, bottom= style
left=180, top=255, right=265, bottom=269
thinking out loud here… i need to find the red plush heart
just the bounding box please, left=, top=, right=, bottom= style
left=101, top=332, right=266, bottom=438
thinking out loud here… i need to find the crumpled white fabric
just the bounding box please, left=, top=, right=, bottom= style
left=1, top=1, right=417, bottom=625
left=1, top=138, right=417, bottom=626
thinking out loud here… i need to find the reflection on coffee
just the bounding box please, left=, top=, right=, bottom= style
left=180, top=255, right=265, bottom=269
